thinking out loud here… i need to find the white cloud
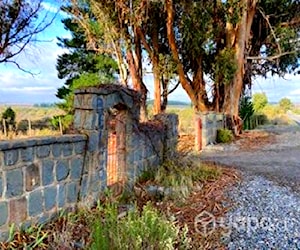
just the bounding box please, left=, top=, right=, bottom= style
left=0, top=39, right=67, bottom=104
left=252, top=74, right=300, bottom=103
left=41, top=2, right=59, bottom=14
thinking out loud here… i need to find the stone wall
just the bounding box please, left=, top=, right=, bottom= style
left=195, top=112, right=224, bottom=149
left=0, top=84, right=178, bottom=240
left=0, top=135, right=87, bottom=240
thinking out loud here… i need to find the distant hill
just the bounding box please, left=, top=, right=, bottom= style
left=147, top=100, right=190, bottom=106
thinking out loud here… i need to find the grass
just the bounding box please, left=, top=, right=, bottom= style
left=138, top=155, right=222, bottom=199
left=0, top=105, right=63, bottom=123
left=90, top=201, right=189, bottom=250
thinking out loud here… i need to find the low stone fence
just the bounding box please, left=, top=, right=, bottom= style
left=195, top=112, right=225, bottom=150
left=0, top=84, right=178, bottom=240
left=0, top=135, right=87, bottom=240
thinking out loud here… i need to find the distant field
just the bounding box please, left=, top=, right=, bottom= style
left=0, top=105, right=64, bottom=122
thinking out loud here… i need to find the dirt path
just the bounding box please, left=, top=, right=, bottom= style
left=199, top=125, right=300, bottom=193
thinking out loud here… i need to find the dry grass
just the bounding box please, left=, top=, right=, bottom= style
left=0, top=129, right=62, bottom=141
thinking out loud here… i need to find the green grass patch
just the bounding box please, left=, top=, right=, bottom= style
left=216, top=129, right=234, bottom=143
left=90, top=202, right=190, bottom=250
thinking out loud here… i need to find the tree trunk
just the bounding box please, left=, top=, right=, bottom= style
left=161, top=75, right=168, bottom=112
left=153, top=58, right=161, bottom=115
left=126, top=49, right=148, bottom=121
left=166, top=0, right=208, bottom=112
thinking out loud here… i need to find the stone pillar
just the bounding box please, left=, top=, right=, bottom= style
left=73, top=92, right=107, bottom=205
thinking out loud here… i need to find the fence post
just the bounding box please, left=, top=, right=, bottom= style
left=2, top=119, right=7, bottom=138
left=195, top=115, right=202, bottom=151
left=28, top=119, right=32, bottom=136
left=59, top=117, right=63, bottom=135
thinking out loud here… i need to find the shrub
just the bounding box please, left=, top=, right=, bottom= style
left=252, top=93, right=268, bottom=113
left=216, top=129, right=233, bottom=143
left=279, top=97, right=293, bottom=112
left=141, top=157, right=222, bottom=199
left=90, top=202, right=189, bottom=250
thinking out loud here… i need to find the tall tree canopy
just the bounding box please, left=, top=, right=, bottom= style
left=69, top=0, right=299, bottom=125
left=0, top=0, right=55, bottom=71
left=55, top=5, right=118, bottom=129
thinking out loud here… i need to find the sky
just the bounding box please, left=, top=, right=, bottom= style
left=0, top=1, right=299, bottom=105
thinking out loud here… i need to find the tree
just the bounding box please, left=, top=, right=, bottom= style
left=56, top=5, right=118, bottom=130
left=1, top=107, right=16, bottom=131
left=252, top=93, right=268, bottom=113
left=71, top=0, right=153, bottom=120
left=165, top=0, right=299, bottom=120
left=279, top=97, right=293, bottom=112
left=0, top=0, right=55, bottom=72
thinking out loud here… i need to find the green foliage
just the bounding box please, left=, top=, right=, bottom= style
left=239, top=96, right=254, bottom=120
left=252, top=93, right=268, bottom=113
left=90, top=202, right=189, bottom=250
left=214, top=48, right=237, bottom=85
left=279, top=97, right=293, bottom=112
left=1, top=107, right=16, bottom=130
left=56, top=6, right=118, bottom=128
left=239, top=96, right=254, bottom=129
left=2, top=223, right=48, bottom=249
left=51, top=114, right=73, bottom=132
left=154, top=157, right=221, bottom=198
left=216, top=129, right=234, bottom=143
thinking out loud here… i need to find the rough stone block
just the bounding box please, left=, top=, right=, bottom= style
left=56, top=160, right=69, bottom=181
left=74, top=141, right=85, bottom=154
left=97, top=97, right=103, bottom=110
left=0, top=202, right=8, bottom=226
left=6, top=169, right=23, bottom=198
left=79, top=175, right=88, bottom=198
left=87, top=132, right=100, bottom=152
left=44, top=186, right=57, bottom=211
left=42, top=160, right=54, bottom=186
left=9, top=197, right=27, bottom=224
left=36, top=145, right=50, bottom=158
left=83, top=111, right=97, bottom=130
left=0, top=231, right=8, bottom=242
left=38, top=215, right=49, bottom=225
left=73, top=110, right=82, bottom=129
left=62, top=143, right=73, bottom=157
left=25, top=163, right=40, bottom=191
left=4, top=150, right=18, bottom=166
left=66, top=182, right=78, bottom=203
left=90, top=173, right=101, bottom=192
left=20, top=147, right=34, bottom=162
left=0, top=173, right=2, bottom=197
left=52, top=144, right=62, bottom=157
left=70, top=157, right=83, bottom=180
left=28, top=190, right=43, bottom=217
left=58, top=184, right=66, bottom=208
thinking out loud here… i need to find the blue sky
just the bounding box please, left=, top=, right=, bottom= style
left=0, top=1, right=299, bottom=105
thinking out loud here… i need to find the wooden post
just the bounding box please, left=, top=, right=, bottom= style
left=28, top=119, right=32, bottom=136
left=2, top=119, right=7, bottom=137
left=59, top=116, right=63, bottom=135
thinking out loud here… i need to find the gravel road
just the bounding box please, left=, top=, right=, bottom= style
left=200, top=124, right=300, bottom=249
left=201, top=125, right=300, bottom=193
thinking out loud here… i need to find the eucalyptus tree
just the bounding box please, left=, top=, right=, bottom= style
left=165, top=0, right=299, bottom=123
left=71, top=0, right=151, bottom=120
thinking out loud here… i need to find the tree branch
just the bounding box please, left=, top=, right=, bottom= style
left=5, top=60, right=40, bottom=76
left=247, top=50, right=299, bottom=61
